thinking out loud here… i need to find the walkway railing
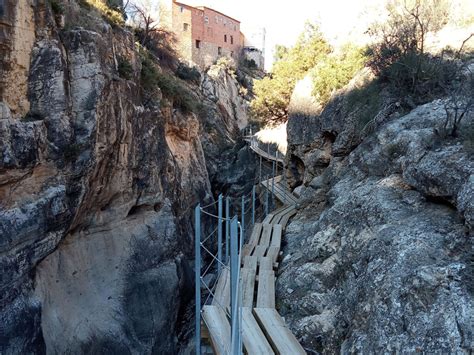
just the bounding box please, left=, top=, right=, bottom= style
left=194, top=182, right=271, bottom=354
left=194, top=131, right=299, bottom=354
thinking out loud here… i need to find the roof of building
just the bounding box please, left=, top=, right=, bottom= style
left=174, top=1, right=241, bottom=23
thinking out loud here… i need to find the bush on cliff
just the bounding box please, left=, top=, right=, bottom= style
left=140, top=54, right=198, bottom=113
left=250, top=22, right=331, bottom=125
left=365, top=0, right=461, bottom=109
left=310, top=44, right=367, bottom=106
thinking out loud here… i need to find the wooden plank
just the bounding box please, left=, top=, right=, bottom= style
left=279, top=209, right=297, bottom=229
left=266, top=246, right=280, bottom=265
left=253, top=245, right=267, bottom=259
left=263, top=213, right=275, bottom=224
left=240, top=268, right=256, bottom=307
left=254, top=308, right=306, bottom=355
left=273, top=206, right=295, bottom=225
left=242, top=307, right=275, bottom=355
left=212, top=268, right=230, bottom=309
left=242, top=223, right=263, bottom=258
left=259, top=224, right=273, bottom=248
left=257, top=270, right=275, bottom=308
left=202, top=306, right=231, bottom=355
left=248, top=223, right=263, bottom=246
left=270, top=225, right=282, bottom=247
left=260, top=256, right=273, bottom=271
left=243, top=255, right=258, bottom=272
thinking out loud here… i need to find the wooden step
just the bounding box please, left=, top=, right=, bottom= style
left=253, top=308, right=306, bottom=355
left=270, top=225, right=282, bottom=247
left=279, top=209, right=297, bottom=229
left=242, top=223, right=263, bottom=258
left=257, top=270, right=275, bottom=308
left=259, top=256, right=274, bottom=271
left=212, top=268, right=230, bottom=309
left=259, top=224, right=273, bottom=248
left=242, top=307, right=275, bottom=354
left=243, top=255, right=258, bottom=272
left=240, top=268, right=256, bottom=307
left=202, top=305, right=231, bottom=355
left=266, top=246, right=280, bottom=265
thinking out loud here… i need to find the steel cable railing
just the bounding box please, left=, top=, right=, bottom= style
left=195, top=132, right=292, bottom=354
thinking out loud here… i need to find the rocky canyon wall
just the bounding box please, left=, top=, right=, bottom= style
left=0, top=1, right=252, bottom=353
left=279, top=72, right=474, bottom=353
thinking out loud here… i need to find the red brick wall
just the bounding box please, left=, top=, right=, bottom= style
left=172, top=1, right=243, bottom=67
left=201, top=7, right=241, bottom=54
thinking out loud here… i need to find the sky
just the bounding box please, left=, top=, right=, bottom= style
left=177, top=0, right=387, bottom=69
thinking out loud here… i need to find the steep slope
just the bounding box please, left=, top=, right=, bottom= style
left=278, top=73, right=473, bottom=353
left=0, top=1, right=253, bottom=353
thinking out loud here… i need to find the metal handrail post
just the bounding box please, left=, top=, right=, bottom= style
left=265, top=178, right=269, bottom=216
left=230, top=217, right=239, bottom=354
left=271, top=161, right=275, bottom=209
left=225, top=197, right=230, bottom=263
left=252, top=186, right=255, bottom=225
left=194, top=205, right=201, bottom=355
left=217, top=194, right=223, bottom=274
left=241, top=196, right=245, bottom=244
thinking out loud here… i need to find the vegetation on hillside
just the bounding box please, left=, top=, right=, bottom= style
left=364, top=0, right=473, bottom=136
left=251, top=0, right=474, bottom=136
left=250, top=23, right=331, bottom=125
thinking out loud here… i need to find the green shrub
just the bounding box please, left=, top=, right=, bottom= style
left=311, top=45, right=367, bottom=105
left=383, top=52, right=457, bottom=108
left=250, top=22, right=331, bottom=125
left=117, top=56, right=133, bottom=80
left=140, top=54, right=198, bottom=113
left=176, top=63, right=201, bottom=83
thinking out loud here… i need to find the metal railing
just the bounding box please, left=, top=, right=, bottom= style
left=195, top=183, right=269, bottom=354
left=195, top=129, right=293, bottom=354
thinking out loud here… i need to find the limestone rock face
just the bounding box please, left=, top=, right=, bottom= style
left=281, top=96, right=474, bottom=353
left=0, top=3, right=249, bottom=353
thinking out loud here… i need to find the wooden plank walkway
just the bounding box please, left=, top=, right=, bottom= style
left=246, top=136, right=285, bottom=164
left=261, top=175, right=299, bottom=205
left=202, top=135, right=306, bottom=354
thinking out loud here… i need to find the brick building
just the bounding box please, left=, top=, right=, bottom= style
left=170, top=0, right=243, bottom=68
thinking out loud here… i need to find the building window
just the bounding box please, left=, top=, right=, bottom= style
left=183, top=23, right=189, bottom=31
left=224, top=34, right=227, bottom=42
left=204, top=16, right=209, bottom=24
left=215, top=16, right=218, bottom=23
left=196, top=40, right=201, bottom=49
left=207, top=27, right=213, bottom=36
left=234, top=24, right=237, bottom=31
left=218, top=47, right=222, bottom=55
left=231, top=51, right=234, bottom=57
left=230, top=35, right=233, bottom=44
left=180, top=6, right=184, bottom=13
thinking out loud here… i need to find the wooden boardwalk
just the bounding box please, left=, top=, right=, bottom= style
left=201, top=137, right=306, bottom=354
left=260, top=176, right=299, bottom=205
left=245, top=136, right=284, bottom=164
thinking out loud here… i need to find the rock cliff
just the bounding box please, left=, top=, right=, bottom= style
left=280, top=74, right=474, bottom=353
left=0, top=1, right=251, bottom=353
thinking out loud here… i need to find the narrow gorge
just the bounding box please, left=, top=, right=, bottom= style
left=1, top=0, right=473, bottom=354
left=0, top=1, right=257, bottom=353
